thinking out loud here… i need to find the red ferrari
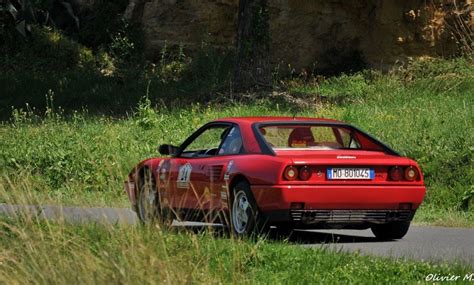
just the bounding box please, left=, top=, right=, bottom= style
left=124, top=117, right=426, bottom=240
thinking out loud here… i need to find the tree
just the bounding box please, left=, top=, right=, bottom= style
left=1, top=0, right=79, bottom=37
left=234, top=0, right=272, bottom=92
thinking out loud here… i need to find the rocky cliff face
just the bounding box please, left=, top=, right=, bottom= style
left=125, top=0, right=473, bottom=73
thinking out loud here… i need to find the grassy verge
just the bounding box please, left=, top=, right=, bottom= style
left=0, top=215, right=471, bottom=284
left=414, top=204, right=474, bottom=228
left=0, top=57, right=473, bottom=226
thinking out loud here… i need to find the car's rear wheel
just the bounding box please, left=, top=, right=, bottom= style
left=371, top=221, right=411, bottom=240
left=137, top=170, right=172, bottom=226
left=231, top=181, right=268, bottom=237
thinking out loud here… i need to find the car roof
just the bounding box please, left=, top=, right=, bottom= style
left=215, top=116, right=344, bottom=124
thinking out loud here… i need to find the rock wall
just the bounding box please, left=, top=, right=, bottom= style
left=125, top=0, right=238, bottom=60
left=126, top=0, right=473, bottom=72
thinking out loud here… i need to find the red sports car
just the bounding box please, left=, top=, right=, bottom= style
left=124, top=117, right=426, bottom=240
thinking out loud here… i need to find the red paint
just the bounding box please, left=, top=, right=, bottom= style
left=124, top=117, right=426, bottom=226
left=250, top=185, right=426, bottom=211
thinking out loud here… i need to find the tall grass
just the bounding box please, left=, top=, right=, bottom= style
left=1, top=135, right=472, bottom=284
left=0, top=210, right=470, bottom=284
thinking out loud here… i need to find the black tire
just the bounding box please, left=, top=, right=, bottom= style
left=371, top=221, right=411, bottom=240
left=137, top=170, right=172, bottom=226
left=230, top=181, right=268, bottom=237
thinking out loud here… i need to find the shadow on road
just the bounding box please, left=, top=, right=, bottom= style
left=171, top=224, right=383, bottom=244
left=278, top=230, right=380, bottom=244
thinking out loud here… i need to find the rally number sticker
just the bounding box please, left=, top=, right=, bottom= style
left=177, top=163, right=192, bottom=188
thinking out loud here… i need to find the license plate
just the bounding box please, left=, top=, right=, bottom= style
left=327, top=168, right=374, bottom=180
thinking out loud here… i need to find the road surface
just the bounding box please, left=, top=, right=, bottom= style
left=1, top=203, right=472, bottom=266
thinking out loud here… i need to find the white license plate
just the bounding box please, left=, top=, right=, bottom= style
left=327, top=168, right=374, bottom=180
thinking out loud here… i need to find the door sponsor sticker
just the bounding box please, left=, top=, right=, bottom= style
left=177, top=163, right=192, bottom=188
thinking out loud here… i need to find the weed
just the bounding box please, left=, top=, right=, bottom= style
left=0, top=56, right=472, bottom=223
left=134, top=95, right=159, bottom=130
left=0, top=212, right=470, bottom=284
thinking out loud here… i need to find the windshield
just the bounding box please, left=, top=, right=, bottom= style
left=258, top=124, right=361, bottom=150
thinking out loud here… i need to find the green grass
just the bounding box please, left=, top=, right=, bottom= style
left=1, top=58, right=473, bottom=227
left=414, top=204, right=474, bottom=228
left=2, top=14, right=473, bottom=284
left=0, top=215, right=471, bottom=284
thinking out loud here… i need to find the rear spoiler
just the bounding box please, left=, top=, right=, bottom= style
left=252, top=121, right=401, bottom=157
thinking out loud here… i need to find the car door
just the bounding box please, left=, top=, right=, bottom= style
left=168, top=123, right=233, bottom=214
left=191, top=126, right=245, bottom=223
left=209, top=125, right=244, bottom=209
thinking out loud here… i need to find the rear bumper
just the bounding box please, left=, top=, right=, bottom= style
left=251, top=184, right=425, bottom=224
left=292, top=209, right=414, bottom=224
left=264, top=209, right=416, bottom=227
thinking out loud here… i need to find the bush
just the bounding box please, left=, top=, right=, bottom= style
left=1, top=25, right=95, bottom=72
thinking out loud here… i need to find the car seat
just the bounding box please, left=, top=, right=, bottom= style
left=288, top=127, right=315, bottom=147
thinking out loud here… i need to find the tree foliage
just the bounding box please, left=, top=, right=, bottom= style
left=1, top=0, right=79, bottom=37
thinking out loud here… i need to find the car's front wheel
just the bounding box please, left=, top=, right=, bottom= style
left=371, top=221, right=411, bottom=240
left=231, top=181, right=268, bottom=237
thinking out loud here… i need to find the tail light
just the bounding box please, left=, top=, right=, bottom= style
left=284, top=166, right=299, bottom=181
left=284, top=165, right=313, bottom=181
left=404, top=166, right=419, bottom=181
left=389, top=166, right=420, bottom=181
left=299, top=166, right=312, bottom=181
left=389, top=166, right=402, bottom=181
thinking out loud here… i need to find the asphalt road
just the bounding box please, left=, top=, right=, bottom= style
left=1, top=203, right=473, bottom=266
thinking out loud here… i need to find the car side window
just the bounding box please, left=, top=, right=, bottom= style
left=337, top=128, right=361, bottom=149
left=219, top=126, right=244, bottom=155
left=180, top=126, right=231, bottom=158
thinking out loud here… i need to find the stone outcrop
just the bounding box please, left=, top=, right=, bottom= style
left=125, top=0, right=473, bottom=73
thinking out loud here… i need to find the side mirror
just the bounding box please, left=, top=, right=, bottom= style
left=158, top=144, right=179, bottom=156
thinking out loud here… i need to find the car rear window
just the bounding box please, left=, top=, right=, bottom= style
left=258, top=125, right=361, bottom=150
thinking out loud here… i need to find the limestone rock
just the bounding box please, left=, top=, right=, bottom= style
left=124, top=0, right=473, bottom=72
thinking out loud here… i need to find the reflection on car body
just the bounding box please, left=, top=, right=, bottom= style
left=124, top=117, right=426, bottom=240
